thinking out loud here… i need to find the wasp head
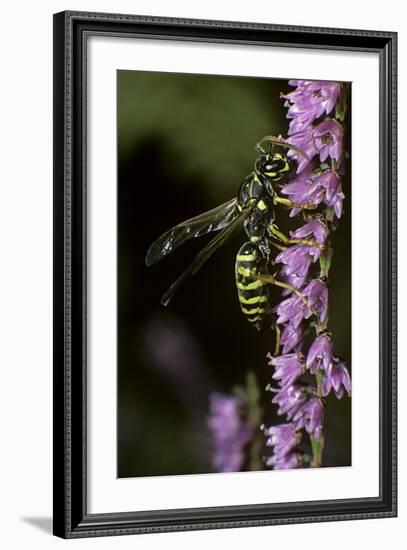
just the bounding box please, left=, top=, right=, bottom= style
left=254, top=150, right=293, bottom=194
left=254, top=136, right=308, bottom=195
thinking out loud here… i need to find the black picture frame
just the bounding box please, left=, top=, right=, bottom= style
left=53, top=10, right=397, bottom=539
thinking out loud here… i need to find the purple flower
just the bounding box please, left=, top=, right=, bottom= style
left=272, top=384, right=306, bottom=418
left=274, top=294, right=307, bottom=329
left=286, top=110, right=315, bottom=136
left=285, top=80, right=313, bottom=98
left=293, top=397, right=324, bottom=439
left=277, top=262, right=311, bottom=293
left=286, top=118, right=343, bottom=173
left=275, top=244, right=322, bottom=292
left=290, top=219, right=328, bottom=245
left=308, top=81, right=340, bottom=116
left=285, top=101, right=318, bottom=135
left=314, top=169, right=345, bottom=218
left=265, top=423, right=300, bottom=456
left=286, top=80, right=340, bottom=115
left=267, top=353, right=305, bottom=386
left=281, top=167, right=344, bottom=219
left=275, top=243, right=321, bottom=274
left=283, top=80, right=341, bottom=134
left=287, top=80, right=307, bottom=87
left=264, top=422, right=302, bottom=470
left=207, top=393, right=252, bottom=472
left=306, top=334, right=334, bottom=374
left=302, top=279, right=329, bottom=322
left=265, top=451, right=301, bottom=470
left=263, top=79, right=350, bottom=471
left=280, top=323, right=303, bottom=353
left=280, top=165, right=325, bottom=216
left=287, top=128, right=317, bottom=173
left=275, top=278, right=328, bottom=329
left=322, top=359, right=351, bottom=398
left=312, top=119, right=344, bottom=163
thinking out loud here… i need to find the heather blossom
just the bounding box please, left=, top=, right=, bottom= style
left=275, top=279, right=328, bottom=329
left=280, top=165, right=325, bottom=216
left=265, top=451, right=301, bottom=470
left=265, top=423, right=301, bottom=456
left=317, top=169, right=345, bottom=218
left=286, top=127, right=317, bottom=173
left=264, top=423, right=302, bottom=469
left=322, top=358, right=352, bottom=399
left=281, top=166, right=344, bottom=219
left=284, top=79, right=341, bottom=158
left=207, top=392, right=252, bottom=472
left=275, top=293, right=308, bottom=329
left=264, top=79, right=351, bottom=470
left=306, top=333, right=334, bottom=373
left=279, top=322, right=303, bottom=354
left=206, top=79, right=351, bottom=472
left=313, top=119, right=344, bottom=163
left=283, top=80, right=341, bottom=134
left=275, top=243, right=323, bottom=290
left=293, top=397, right=324, bottom=439
left=290, top=219, right=328, bottom=244
left=286, top=120, right=343, bottom=173
left=268, top=353, right=305, bottom=386
left=272, top=384, right=306, bottom=418
left=302, top=279, right=329, bottom=322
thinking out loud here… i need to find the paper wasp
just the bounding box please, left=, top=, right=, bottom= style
left=145, top=136, right=323, bottom=330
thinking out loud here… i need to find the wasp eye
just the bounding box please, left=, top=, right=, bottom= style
left=264, top=164, right=275, bottom=172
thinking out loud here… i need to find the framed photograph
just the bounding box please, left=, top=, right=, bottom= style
left=53, top=11, right=397, bottom=538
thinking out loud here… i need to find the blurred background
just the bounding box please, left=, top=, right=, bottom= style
left=117, top=70, right=351, bottom=477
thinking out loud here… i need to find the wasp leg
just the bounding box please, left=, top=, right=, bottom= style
left=274, top=322, right=281, bottom=356
left=249, top=270, right=307, bottom=304
left=268, top=239, right=286, bottom=252
left=268, top=224, right=325, bottom=250
left=250, top=270, right=320, bottom=320
left=273, top=195, right=318, bottom=211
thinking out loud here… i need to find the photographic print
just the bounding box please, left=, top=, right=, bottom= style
left=54, top=12, right=396, bottom=537
left=117, top=71, right=351, bottom=477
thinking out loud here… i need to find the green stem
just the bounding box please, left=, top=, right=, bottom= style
left=316, top=369, right=324, bottom=396
left=310, top=372, right=325, bottom=468
left=249, top=433, right=264, bottom=471
left=310, top=434, right=325, bottom=468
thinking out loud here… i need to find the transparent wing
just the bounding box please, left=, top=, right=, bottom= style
left=145, top=197, right=238, bottom=267
left=161, top=205, right=253, bottom=306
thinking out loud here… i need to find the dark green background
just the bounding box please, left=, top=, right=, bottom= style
left=117, top=70, right=351, bottom=477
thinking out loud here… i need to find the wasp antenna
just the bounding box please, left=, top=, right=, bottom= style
left=255, top=143, right=265, bottom=155
left=257, top=135, right=308, bottom=160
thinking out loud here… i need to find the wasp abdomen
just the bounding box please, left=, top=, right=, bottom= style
left=235, top=242, right=268, bottom=330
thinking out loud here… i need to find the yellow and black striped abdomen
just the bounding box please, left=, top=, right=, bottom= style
left=235, top=242, right=268, bottom=330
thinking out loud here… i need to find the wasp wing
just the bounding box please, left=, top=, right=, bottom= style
left=161, top=205, right=253, bottom=306
left=145, top=197, right=238, bottom=267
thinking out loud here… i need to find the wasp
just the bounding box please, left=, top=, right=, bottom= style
left=145, top=136, right=323, bottom=330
